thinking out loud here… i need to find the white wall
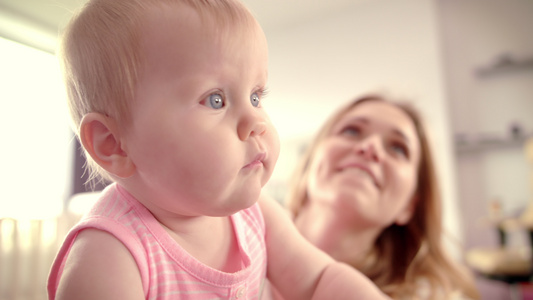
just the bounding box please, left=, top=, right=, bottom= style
left=437, top=2, right=533, bottom=298
left=438, top=0, right=533, bottom=249
left=262, top=0, right=463, bottom=252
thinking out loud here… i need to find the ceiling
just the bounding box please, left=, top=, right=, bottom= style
left=0, top=0, right=368, bottom=54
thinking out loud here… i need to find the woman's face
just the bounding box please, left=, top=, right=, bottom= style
left=306, top=101, right=421, bottom=228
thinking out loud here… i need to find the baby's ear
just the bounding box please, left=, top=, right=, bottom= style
left=79, top=113, right=135, bottom=178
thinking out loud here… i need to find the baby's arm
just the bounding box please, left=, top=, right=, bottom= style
left=55, top=229, right=145, bottom=300
left=259, top=194, right=390, bottom=300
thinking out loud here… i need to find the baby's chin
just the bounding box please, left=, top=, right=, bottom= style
left=214, top=190, right=263, bottom=216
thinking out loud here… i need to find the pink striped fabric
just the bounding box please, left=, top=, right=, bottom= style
left=48, top=183, right=268, bottom=299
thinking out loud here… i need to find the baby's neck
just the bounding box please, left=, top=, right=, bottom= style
left=162, top=214, right=243, bottom=273
left=118, top=182, right=244, bottom=272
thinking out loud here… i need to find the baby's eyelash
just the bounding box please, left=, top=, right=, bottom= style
left=257, top=86, right=269, bottom=99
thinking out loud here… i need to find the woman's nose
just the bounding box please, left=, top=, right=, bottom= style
left=354, top=137, right=381, bottom=162
left=237, top=110, right=267, bottom=141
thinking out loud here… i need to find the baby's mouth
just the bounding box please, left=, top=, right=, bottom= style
left=244, top=153, right=266, bottom=169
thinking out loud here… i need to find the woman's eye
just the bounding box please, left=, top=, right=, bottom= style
left=204, top=93, right=225, bottom=109
left=340, top=126, right=360, bottom=137
left=250, top=92, right=260, bottom=107
left=390, top=143, right=409, bottom=158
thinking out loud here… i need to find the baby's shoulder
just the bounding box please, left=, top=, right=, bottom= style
left=54, top=229, right=144, bottom=300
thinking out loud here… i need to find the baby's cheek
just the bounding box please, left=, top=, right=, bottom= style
left=270, top=128, right=281, bottom=164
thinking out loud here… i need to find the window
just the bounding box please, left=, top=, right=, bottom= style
left=0, top=37, right=73, bottom=219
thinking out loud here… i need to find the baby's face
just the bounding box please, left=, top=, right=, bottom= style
left=121, top=4, right=279, bottom=217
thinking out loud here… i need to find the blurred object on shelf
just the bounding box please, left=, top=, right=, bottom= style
left=466, top=246, right=531, bottom=276
left=510, top=122, right=525, bottom=139
left=454, top=128, right=532, bottom=154
left=476, top=54, right=533, bottom=78
left=466, top=137, right=533, bottom=300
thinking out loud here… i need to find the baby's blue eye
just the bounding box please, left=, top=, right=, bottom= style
left=250, top=93, right=260, bottom=107
left=206, top=93, right=224, bottom=109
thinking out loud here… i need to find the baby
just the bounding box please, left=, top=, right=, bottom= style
left=47, top=0, right=390, bottom=299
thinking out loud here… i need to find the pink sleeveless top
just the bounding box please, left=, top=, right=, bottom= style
left=48, top=184, right=268, bottom=299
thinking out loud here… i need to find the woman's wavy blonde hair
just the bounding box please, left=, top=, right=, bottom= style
left=286, top=94, right=479, bottom=299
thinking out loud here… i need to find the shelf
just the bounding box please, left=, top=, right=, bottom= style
left=476, top=55, right=533, bottom=78
left=455, top=133, right=532, bottom=154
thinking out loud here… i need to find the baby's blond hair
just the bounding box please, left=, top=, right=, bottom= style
left=59, top=0, right=259, bottom=183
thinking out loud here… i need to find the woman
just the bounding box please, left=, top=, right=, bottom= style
left=286, top=94, right=479, bottom=299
